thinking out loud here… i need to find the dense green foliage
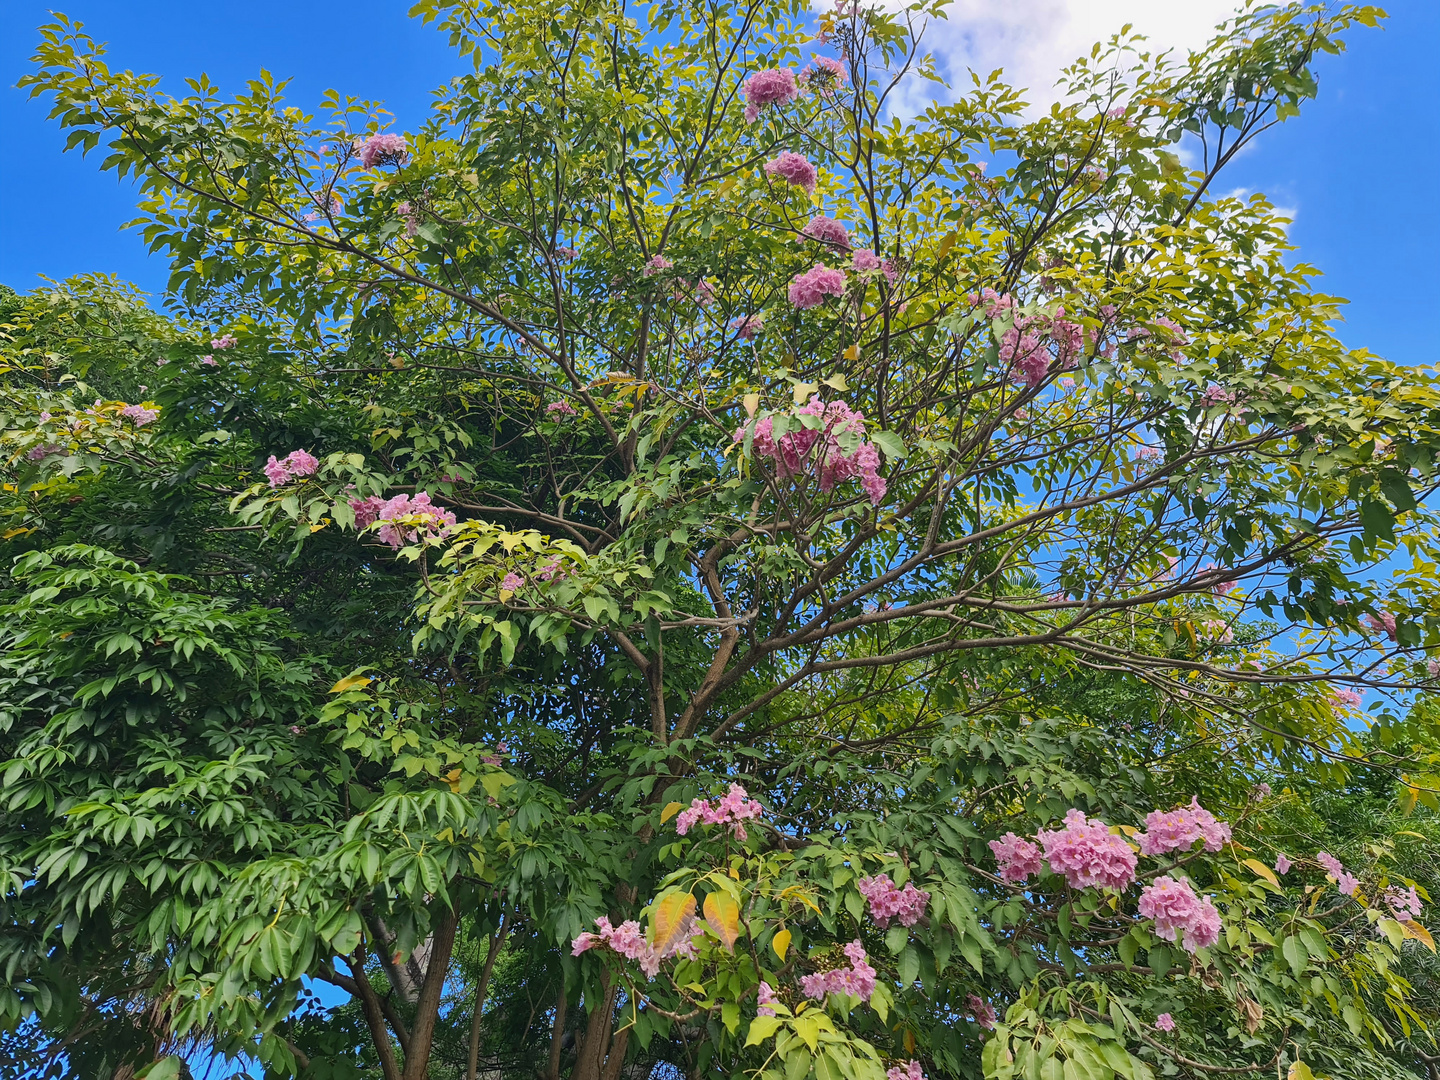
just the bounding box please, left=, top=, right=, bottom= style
left=3, top=2, right=1439, bottom=1079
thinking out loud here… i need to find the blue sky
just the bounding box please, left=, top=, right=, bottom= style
left=0, top=0, right=1436, bottom=368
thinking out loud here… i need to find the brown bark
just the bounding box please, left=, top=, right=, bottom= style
left=401, top=907, right=461, bottom=1080
left=345, top=950, right=403, bottom=1080
left=544, top=986, right=569, bottom=1080
left=570, top=970, right=620, bottom=1080
left=465, top=915, right=512, bottom=1080
left=601, top=1024, right=632, bottom=1080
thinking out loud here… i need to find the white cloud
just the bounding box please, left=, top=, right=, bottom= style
left=909, top=0, right=1244, bottom=109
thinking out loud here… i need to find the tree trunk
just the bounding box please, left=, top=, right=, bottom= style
left=400, top=907, right=461, bottom=1080
left=544, top=986, right=568, bottom=1080
left=465, top=915, right=511, bottom=1080
left=600, top=1024, right=631, bottom=1080
left=569, top=972, right=619, bottom=1080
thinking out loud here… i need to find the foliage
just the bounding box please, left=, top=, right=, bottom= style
left=3, top=1, right=1439, bottom=1079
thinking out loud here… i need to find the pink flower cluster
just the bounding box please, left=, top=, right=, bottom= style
left=1317, top=852, right=1359, bottom=896
left=966, top=994, right=997, bottom=1030
left=1136, top=798, right=1231, bottom=856
left=757, top=981, right=779, bottom=1017
left=1154, top=1013, right=1176, bottom=1032
left=211, top=334, right=238, bottom=350
left=546, top=400, right=579, bottom=417
left=743, top=68, right=798, bottom=122
left=1330, top=687, right=1364, bottom=710
left=1036, top=809, right=1138, bottom=891
left=852, top=249, right=898, bottom=284
left=887, top=1062, right=925, bottom=1080
left=570, top=915, right=692, bottom=980
left=351, top=491, right=457, bottom=549
left=1200, top=384, right=1238, bottom=407
left=966, top=294, right=1083, bottom=386
left=800, top=940, right=876, bottom=1001
left=856, top=874, right=929, bottom=928
left=801, top=215, right=851, bottom=250
left=733, top=396, right=887, bottom=505
left=764, top=151, right=818, bottom=194
left=1275, top=853, right=1292, bottom=875
left=27, top=444, right=61, bottom=461
left=355, top=132, right=409, bottom=169
left=989, top=832, right=1044, bottom=883
left=1137, top=875, right=1222, bottom=953
left=120, top=404, right=159, bottom=427
left=263, top=449, right=319, bottom=487
left=1364, top=611, right=1398, bottom=641
left=1387, top=884, right=1423, bottom=922
left=641, top=254, right=673, bottom=278
left=675, top=783, right=765, bottom=840
left=800, top=55, right=848, bottom=95
left=396, top=201, right=420, bottom=237
left=1199, top=619, right=1234, bottom=644
left=500, top=572, right=525, bottom=593
left=731, top=314, right=765, bottom=340
left=788, top=263, right=847, bottom=309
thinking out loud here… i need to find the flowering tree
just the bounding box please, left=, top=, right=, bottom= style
left=4, top=1, right=1440, bottom=1079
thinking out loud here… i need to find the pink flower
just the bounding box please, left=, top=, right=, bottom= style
left=210, top=334, right=238, bottom=350
left=554, top=245, right=578, bottom=261
left=1330, top=687, right=1364, bottom=710
left=763, top=151, right=818, bottom=194
left=1201, top=384, right=1238, bottom=407
left=989, top=832, right=1044, bottom=883
left=788, top=264, right=847, bottom=309
left=1154, top=1013, right=1176, bottom=1032
left=1138, top=875, right=1222, bottom=953
left=966, top=994, right=997, bottom=1030
left=119, top=404, right=159, bottom=426
left=1136, top=798, right=1232, bottom=856
left=850, top=249, right=898, bottom=284
left=396, top=201, right=420, bottom=237
left=743, top=69, right=799, bottom=121
left=262, top=450, right=319, bottom=487
left=546, top=400, right=579, bottom=417
left=368, top=492, right=458, bottom=549
left=674, top=783, right=765, bottom=840
left=800, top=940, right=876, bottom=1001
left=800, top=56, right=848, bottom=95
left=1336, top=871, right=1360, bottom=896
left=693, top=279, right=716, bottom=307
left=856, top=874, right=930, bottom=928
left=1364, top=612, right=1398, bottom=641
left=536, top=558, right=569, bottom=582
left=1035, top=809, right=1137, bottom=891
left=732, top=396, right=887, bottom=505
left=38, top=411, right=51, bottom=423
left=757, top=981, right=778, bottom=1017
left=570, top=916, right=662, bottom=979
left=642, top=255, right=673, bottom=278
left=1428, top=658, right=1440, bottom=678
left=1387, top=884, right=1423, bottom=922
left=887, top=1062, right=925, bottom=1080
left=354, top=132, right=409, bottom=169
left=199, top=355, right=218, bottom=366
left=801, top=215, right=851, bottom=250
left=731, top=314, right=765, bottom=340
left=1274, top=853, right=1292, bottom=875
left=500, top=572, right=525, bottom=593
left=26, top=444, right=61, bottom=461
left=1001, top=324, right=1049, bottom=387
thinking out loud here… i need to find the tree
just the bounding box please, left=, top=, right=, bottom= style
left=3, top=1, right=1439, bottom=1078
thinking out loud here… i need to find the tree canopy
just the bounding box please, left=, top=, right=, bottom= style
left=2, top=2, right=1439, bottom=1079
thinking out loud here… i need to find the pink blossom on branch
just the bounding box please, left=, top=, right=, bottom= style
left=800, top=940, right=876, bottom=1001
left=731, top=314, right=765, bottom=341
left=757, top=981, right=779, bottom=1017
left=263, top=449, right=318, bottom=487
left=743, top=68, right=799, bottom=122
left=210, top=334, right=238, bottom=350
left=1137, top=875, right=1222, bottom=953
left=1136, top=797, right=1231, bottom=856
left=887, top=1062, right=925, bottom=1080
left=1154, top=1013, right=1176, bottom=1032
left=856, top=874, right=929, bottom=928
left=1364, top=611, right=1398, bottom=641
left=763, top=151, right=818, bottom=194
left=354, top=132, right=409, bottom=169
left=989, top=832, right=1044, bottom=883
left=1275, top=852, right=1292, bottom=875
left=801, top=215, right=851, bottom=250
left=799, top=55, right=849, bottom=95
left=1316, top=851, right=1359, bottom=895
left=119, top=404, right=159, bottom=427
left=546, top=400, right=579, bottom=417
left=641, top=255, right=673, bottom=278
left=1035, top=809, right=1138, bottom=891
left=674, top=783, right=765, bottom=840
left=355, top=492, right=458, bottom=549
left=966, top=994, right=997, bottom=1030
left=788, top=264, right=847, bottom=309
left=732, top=396, right=887, bottom=505
left=569, top=916, right=663, bottom=980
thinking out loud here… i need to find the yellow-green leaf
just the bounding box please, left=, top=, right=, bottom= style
left=1242, top=858, right=1280, bottom=888
left=746, top=1015, right=782, bottom=1046
left=660, top=801, right=684, bottom=824
left=329, top=673, right=372, bottom=694
left=772, top=926, right=792, bottom=962
left=1289, top=1062, right=1314, bottom=1080
left=1401, top=920, right=1436, bottom=952
left=703, top=890, right=741, bottom=952
left=651, top=891, right=697, bottom=956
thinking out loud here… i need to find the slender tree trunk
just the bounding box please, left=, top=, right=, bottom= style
left=401, top=907, right=461, bottom=1080
left=544, top=986, right=568, bottom=1080
left=346, top=950, right=403, bottom=1080
left=465, top=915, right=512, bottom=1080
left=570, top=972, right=619, bottom=1080
left=600, top=1025, right=631, bottom=1080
